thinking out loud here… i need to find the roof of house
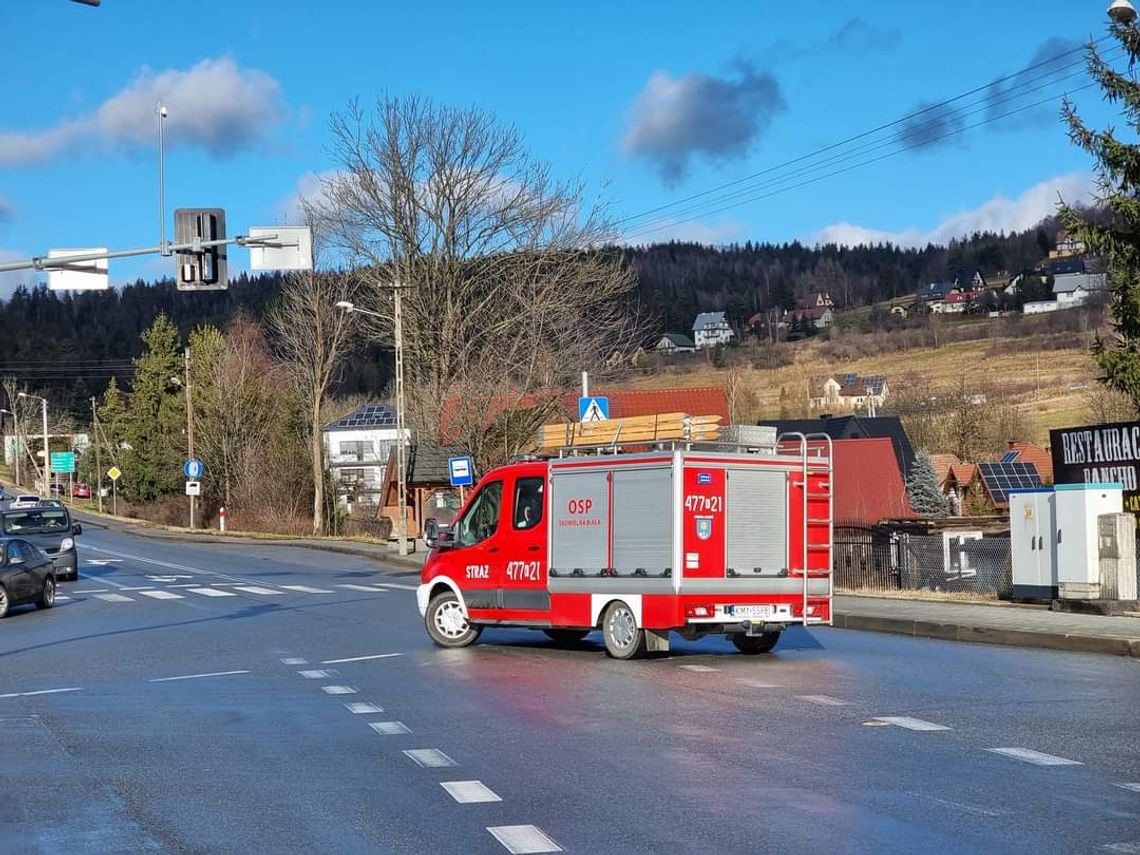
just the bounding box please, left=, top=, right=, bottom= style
left=1046, top=257, right=1086, bottom=276
left=407, top=443, right=469, bottom=484
left=830, top=437, right=914, bottom=525
left=564, top=387, right=730, bottom=421
left=930, top=453, right=961, bottom=487
left=757, top=415, right=916, bottom=476
left=791, top=305, right=833, bottom=321
left=917, top=282, right=955, bottom=301
left=692, top=311, right=728, bottom=332
left=831, top=373, right=886, bottom=396
left=947, top=462, right=978, bottom=487
left=1052, top=272, right=1107, bottom=294
left=658, top=333, right=696, bottom=348
left=952, top=269, right=985, bottom=287
left=943, top=291, right=982, bottom=304
left=323, top=403, right=398, bottom=432
left=1004, top=441, right=1054, bottom=483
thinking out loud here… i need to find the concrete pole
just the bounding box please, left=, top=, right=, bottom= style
left=41, top=398, right=48, bottom=495
left=185, top=346, right=195, bottom=529
left=92, top=396, right=103, bottom=513
left=395, top=284, right=409, bottom=557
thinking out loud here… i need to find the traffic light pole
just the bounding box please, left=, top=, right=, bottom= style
left=0, top=233, right=289, bottom=274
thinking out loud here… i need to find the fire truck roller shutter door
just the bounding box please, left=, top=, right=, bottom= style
left=550, top=470, right=609, bottom=575
left=725, top=467, right=788, bottom=578
left=612, top=467, right=672, bottom=576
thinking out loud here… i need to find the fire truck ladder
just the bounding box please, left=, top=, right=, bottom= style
left=778, top=432, right=834, bottom=626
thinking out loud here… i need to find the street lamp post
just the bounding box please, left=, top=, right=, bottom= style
left=336, top=293, right=411, bottom=556
left=18, top=393, right=49, bottom=495
left=1109, top=0, right=1138, bottom=24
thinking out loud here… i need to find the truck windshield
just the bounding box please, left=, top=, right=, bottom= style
left=456, top=482, right=502, bottom=547
left=1, top=509, right=70, bottom=535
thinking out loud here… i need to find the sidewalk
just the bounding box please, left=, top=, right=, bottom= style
left=834, top=594, right=1140, bottom=658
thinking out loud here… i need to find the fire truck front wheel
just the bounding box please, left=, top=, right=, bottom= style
left=731, top=631, right=781, bottom=654
left=425, top=591, right=482, bottom=648
left=602, top=601, right=648, bottom=660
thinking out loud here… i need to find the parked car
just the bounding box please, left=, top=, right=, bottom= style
left=0, top=506, right=82, bottom=581
left=0, top=537, right=56, bottom=618
left=72, top=483, right=92, bottom=499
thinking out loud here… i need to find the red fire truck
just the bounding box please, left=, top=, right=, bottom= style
left=416, top=434, right=833, bottom=659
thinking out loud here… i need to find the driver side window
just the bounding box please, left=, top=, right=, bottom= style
left=456, top=481, right=503, bottom=547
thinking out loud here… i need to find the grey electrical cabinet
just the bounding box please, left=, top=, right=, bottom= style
left=1010, top=488, right=1056, bottom=600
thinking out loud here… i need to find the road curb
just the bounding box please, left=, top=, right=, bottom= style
left=834, top=612, right=1140, bottom=658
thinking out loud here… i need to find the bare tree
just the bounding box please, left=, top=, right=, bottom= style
left=305, top=95, right=641, bottom=467
left=268, top=269, right=360, bottom=534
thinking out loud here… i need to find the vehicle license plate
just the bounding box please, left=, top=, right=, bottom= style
left=729, top=605, right=773, bottom=619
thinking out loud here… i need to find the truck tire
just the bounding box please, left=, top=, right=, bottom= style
left=543, top=629, right=590, bottom=645
left=731, top=631, right=781, bottom=654
left=602, top=601, right=648, bottom=660
left=425, top=591, right=481, bottom=649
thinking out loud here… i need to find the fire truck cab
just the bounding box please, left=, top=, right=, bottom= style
left=416, top=434, right=833, bottom=659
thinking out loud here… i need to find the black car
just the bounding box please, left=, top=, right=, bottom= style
left=0, top=506, right=82, bottom=581
left=0, top=537, right=56, bottom=618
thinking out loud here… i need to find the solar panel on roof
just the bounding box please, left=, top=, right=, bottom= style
left=999, top=450, right=1020, bottom=464
left=979, top=461, right=1041, bottom=506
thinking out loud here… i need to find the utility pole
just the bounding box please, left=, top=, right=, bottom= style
left=41, top=398, right=49, bottom=495
left=185, top=346, right=195, bottom=529
left=394, top=284, right=408, bottom=557
left=91, top=396, right=103, bottom=513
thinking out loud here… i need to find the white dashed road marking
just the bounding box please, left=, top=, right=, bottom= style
left=93, top=593, right=133, bottom=603
left=321, top=653, right=403, bottom=664
left=986, top=748, right=1082, bottom=766
left=873, top=716, right=952, bottom=732
left=679, top=664, right=719, bottom=673
left=138, top=590, right=183, bottom=600
left=1103, top=844, right=1140, bottom=853
left=370, top=721, right=411, bottom=735
left=73, top=588, right=109, bottom=594
left=1116, top=783, right=1140, bottom=792
left=233, top=586, right=283, bottom=596
left=404, top=749, right=457, bottom=768
left=298, top=670, right=332, bottom=679
left=149, top=670, right=250, bottom=683
left=55, top=595, right=70, bottom=602
left=798, top=694, right=851, bottom=706
left=337, top=584, right=388, bottom=593
left=345, top=702, right=384, bottom=714
left=280, top=585, right=334, bottom=594
left=377, top=582, right=418, bottom=591
left=0, top=687, right=81, bottom=699
left=321, top=685, right=356, bottom=695
left=487, top=825, right=563, bottom=854
left=737, top=679, right=783, bottom=688
left=441, top=781, right=501, bottom=804
left=187, top=587, right=236, bottom=597
left=281, top=657, right=308, bottom=665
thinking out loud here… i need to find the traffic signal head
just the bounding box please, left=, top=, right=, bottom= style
left=174, top=208, right=228, bottom=291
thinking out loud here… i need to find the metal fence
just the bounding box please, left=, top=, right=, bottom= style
left=834, top=525, right=1012, bottom=595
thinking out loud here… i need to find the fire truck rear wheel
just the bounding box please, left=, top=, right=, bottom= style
left=731, top=631, right=781, bottom=654
left=602, top=601, right=648, bottom=660
left=426, top=591, right=482, bottom=648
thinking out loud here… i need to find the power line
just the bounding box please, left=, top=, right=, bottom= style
left=615, top=36, right=1109, bottom=235
left=623, top=57, right=1112, bottom=239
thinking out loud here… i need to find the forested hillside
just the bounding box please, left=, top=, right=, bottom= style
left=0, top=215, right=1075, bottom=418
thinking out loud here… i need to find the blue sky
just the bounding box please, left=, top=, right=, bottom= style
left=0, top=0, right=1124, bottom=292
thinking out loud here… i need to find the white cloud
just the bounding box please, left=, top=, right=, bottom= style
left=0, top=56, right=287, bottom=167
left=812, top=173, right=1096, bottom=248
left=624, top=216, right=745, bottom=246
left=276, top=169, right=342, bottom=224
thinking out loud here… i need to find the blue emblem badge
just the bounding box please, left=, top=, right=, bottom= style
left=697, top=472, right=712, bottom=485
left=696, top=516, right=713, bottom=540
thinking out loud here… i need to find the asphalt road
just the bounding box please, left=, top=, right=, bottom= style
left=2, top=525, right=1139, bottom=855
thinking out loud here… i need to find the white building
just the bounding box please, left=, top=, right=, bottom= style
left=1023, top=300, right=1059, bottom=315
left=1053, top=272, right=1108, bottom=307
left=692, top=311, right=734, bottom=349
left=322, top=403, right=408, bottom=510
left=655, top=333, right=697, bottom=354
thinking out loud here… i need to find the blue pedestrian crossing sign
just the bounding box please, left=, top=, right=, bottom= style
left=448, top=456, right=475, bottom=487
left=184, top=459, right=204, bottom=479
left=579, top=396, right=609, bottom=423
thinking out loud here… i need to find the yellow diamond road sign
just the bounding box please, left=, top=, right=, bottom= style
left=107, top=466, right=122, bottom=482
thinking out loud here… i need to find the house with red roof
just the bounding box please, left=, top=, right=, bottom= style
left=829, top=437, right=913, bottom=525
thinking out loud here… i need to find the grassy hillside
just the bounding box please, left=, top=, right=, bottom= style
left=621, top=337, right=1106, bottom=446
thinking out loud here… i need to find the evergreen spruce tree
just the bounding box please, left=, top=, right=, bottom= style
left=122, top=315, right=184, bottom=502
left=906, top=451, right=950, bottom=517
left=96, top=378, right=128, bottom=460
left=1062, top=22, right=1140, bottom=406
